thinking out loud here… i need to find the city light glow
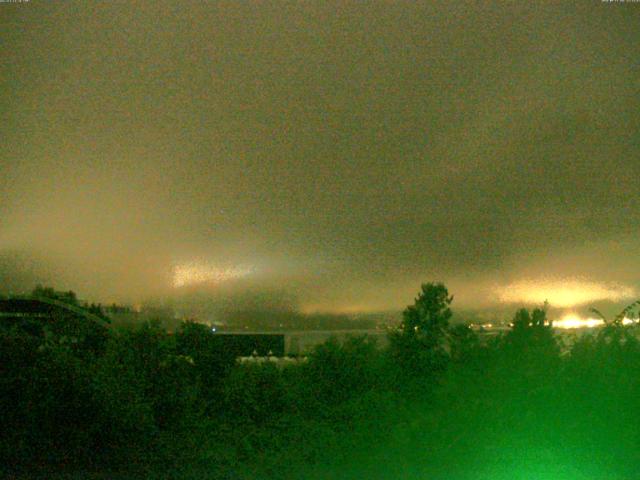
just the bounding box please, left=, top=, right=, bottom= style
left=554, top=314, right=636, bottom=329
left=496, top=279, right=636, bottom=308
left=554, top=314, right=604, bottom=329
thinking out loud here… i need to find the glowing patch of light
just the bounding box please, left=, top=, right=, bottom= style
left=554, top=314, right=604, bottom=329
left=554, top=314, right=637, bottom=329
left=172, top=262, right=254, bottom=288
left=496, top=279, right=636, bottom=308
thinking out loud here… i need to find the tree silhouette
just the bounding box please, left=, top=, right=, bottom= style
left=389, top=282, right=453, bottom=376
left=31, top=285, right=78, bottom=306
left=590, top=299, right=640, bottom=326
left=501, top=306, right=560, bottom=377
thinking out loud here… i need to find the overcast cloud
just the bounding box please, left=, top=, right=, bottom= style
left=2, top=2, right=639, bottom=316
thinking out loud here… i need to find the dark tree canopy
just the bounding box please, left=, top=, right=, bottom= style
left=400, top=282, right=453, bottom=341
left=389, top=282, right=453, bottom=376
left=31, top=285, right=78, bottom=306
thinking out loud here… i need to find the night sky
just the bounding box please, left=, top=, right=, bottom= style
left=2, top=2, right=640, bottom=317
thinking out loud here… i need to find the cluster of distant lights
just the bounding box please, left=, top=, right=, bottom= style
left=172, top=262, right=255, bottom=288
left=490, top=278, right=638, bottom=329
left=554, top=314, right=635, bottom=329
left=472, top=315, right=636, bottom=331
left=170, top=268, right=638, bottom=331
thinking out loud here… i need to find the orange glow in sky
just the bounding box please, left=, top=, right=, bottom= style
left=496, top=279, right=636, bottom=308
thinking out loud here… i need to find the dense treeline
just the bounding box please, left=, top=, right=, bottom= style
left=2, top=283, right=640, bottom=479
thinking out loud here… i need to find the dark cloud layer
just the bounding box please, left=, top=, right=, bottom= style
left=2, top=2, right=640, bottom=314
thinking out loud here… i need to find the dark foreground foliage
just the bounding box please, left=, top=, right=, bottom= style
left=3, top=283, right=640, bottom=479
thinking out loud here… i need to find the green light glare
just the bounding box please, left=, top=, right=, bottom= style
left=466, top=446, right=601, bottom=480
